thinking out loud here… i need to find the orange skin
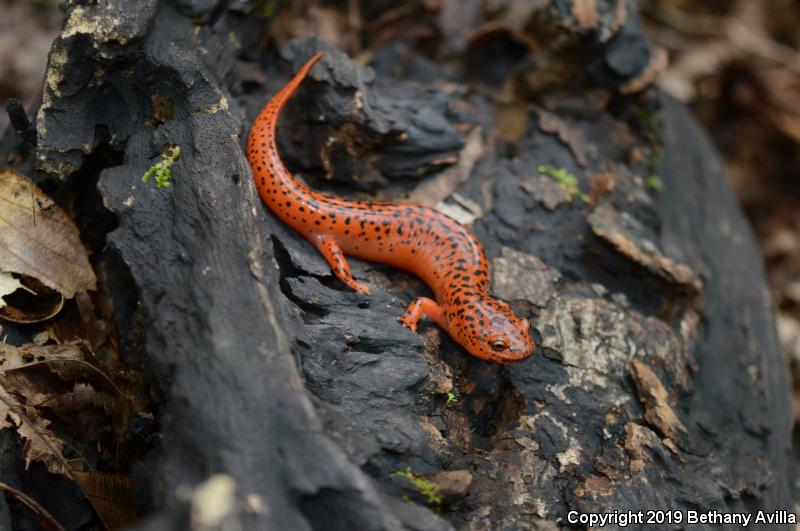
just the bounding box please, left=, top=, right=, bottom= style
left=246, top=52, right=534, bottom=363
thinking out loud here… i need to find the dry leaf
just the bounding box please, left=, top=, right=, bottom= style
left=0, top=340, right=147, bottom=416
left=0, top=274, right=64, bottom=323
left=16, top=413, right=75, bottom=475
left=72, top=471, right=139, bottom=529
left=46, top=383, right=129, bottom=443
left=0, top=341, right=85, bottom=371
left=0, top=386, right=138, bottom=529
left=0, top=379, right=75, bottom=476
left=0, top=342, right=140, bottom=530
left=0, top=385, right=76, bottom=476
left=0, top=344, right=131, bottom=441
left=0, top=168, right=96, bottom=299
left=0, top=390, right=13, bottom=430
left=0, top=271, right=29, bottom=308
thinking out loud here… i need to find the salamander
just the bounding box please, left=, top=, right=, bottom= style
left=246, top=52, right=534, bottom=363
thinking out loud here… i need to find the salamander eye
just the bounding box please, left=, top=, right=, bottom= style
left=490, top=339, right=508, bottom=351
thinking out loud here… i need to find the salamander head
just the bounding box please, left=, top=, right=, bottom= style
left=449, top=297, right=534, bottom=363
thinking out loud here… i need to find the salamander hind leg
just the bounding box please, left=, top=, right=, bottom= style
left=399, top=297, right=447, bottom=333
left=314, top=235, right=370, bottom=295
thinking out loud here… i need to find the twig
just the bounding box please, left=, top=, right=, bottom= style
left=0, top=481, right=66, bottom=531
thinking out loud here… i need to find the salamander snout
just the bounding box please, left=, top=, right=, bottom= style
left=486, top=317, right=535, bottom=363
left=453, top=298, right=535, bottom=363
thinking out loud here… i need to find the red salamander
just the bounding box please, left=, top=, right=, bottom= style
left=246, top=52, right=534, bottom=363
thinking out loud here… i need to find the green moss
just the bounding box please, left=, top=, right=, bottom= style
left=390, top=468, right=442, bottom=513
left=446, top=391, right=456, bottom=405
left=650, top=146, right=664, bottom=168
left=142, top=146, right=181, bottom=189
left=632, top=105, right=661, bottom=131
left=260, top=0, right=276, bottom=18
left=645, top=146, right=664, bottom=192
left=646, top=175, right=663, bottom=191
left=537, top=165, right=589, bottom=203
left=631, top=103, right=666, bottom=194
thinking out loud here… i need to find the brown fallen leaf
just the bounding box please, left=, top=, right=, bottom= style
left=0, top=345, right=132, bottom=443
left=655, top=1, right=800, bottom=101
left=0, top=385, right=76, bottom=476
left=0, top=271, right=30, bottom=308
left=0, top=274, right=64, bottom=323
left=71, top=471, right=139, bottom=530
left=0, top=388, right=12, bottom=430
left=0, top=384, right=139, bottom=529
left=0, top=341, right=86, bottom=370
left=0, top=339, right=143, bottom=530
left=0, top=168, right=96, bottom=299
left=0, top=340, right=149, bottom=416
left=45, top=382, right=129, bottom=443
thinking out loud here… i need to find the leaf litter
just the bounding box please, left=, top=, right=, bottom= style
left=0, top=340, right=144, bottom=528
left=0, top=169, right=149, bottom=529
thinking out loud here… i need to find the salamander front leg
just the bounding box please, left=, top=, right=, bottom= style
left=314, top=235, right=370, bottom=295
left=399, top=297, right=447, bottom=333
